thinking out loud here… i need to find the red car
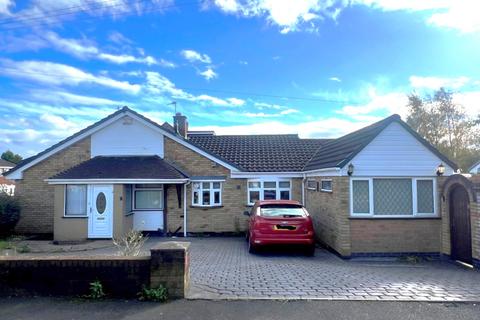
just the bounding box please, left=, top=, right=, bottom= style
left=244, top=200, right=316, bottom=256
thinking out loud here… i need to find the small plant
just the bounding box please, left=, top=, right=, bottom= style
left=138, top=285, right=168, bottom=302
left=113, top=230, right=147, bottom=256
left=398, top=255, right=422, bottom=264
left=85, top=280, right=105, bottom=299
left=16, top=243, right=30, bottom=253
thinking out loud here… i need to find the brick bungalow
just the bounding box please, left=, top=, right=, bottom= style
left=5, top=107, right=477, bottom=263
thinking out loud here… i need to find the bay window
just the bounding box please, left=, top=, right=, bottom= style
left=65, top=185, right=87, bottom=216
left=248, top=180, right=291, bottom=205
left=133, top=184, right=163, bottom=210
left=350, top=178, right=436, bottom=217
left=192, top=181, right=222, bottom=207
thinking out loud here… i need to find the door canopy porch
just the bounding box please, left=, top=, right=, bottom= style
left=47, top=155, right=189, bottom=184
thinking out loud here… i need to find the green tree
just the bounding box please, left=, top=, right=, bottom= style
left=1, top=150, right=22, bottom=164
left=406, top=88, right=480, bottom=172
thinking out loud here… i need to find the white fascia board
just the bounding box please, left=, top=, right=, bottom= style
left=125, top=112, right=240, bottom=172
left=230, top=172, right=304, bottom=179
left=8, top=110, right=239, bottom=180
left=303, top=167, right=342, bottom=177
left=46, top=178, right=190, bottom=185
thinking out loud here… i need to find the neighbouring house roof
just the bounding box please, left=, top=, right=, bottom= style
left=49, top=156, right=188, bottom=180
left=0, top=159, right=16, bottom=167
left=0, top=176, right=15, bottom=186
left=303, top=114, right=458, bottom=171
left=189, top=134, right=330, bottom=172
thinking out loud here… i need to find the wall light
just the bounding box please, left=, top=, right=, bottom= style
left=347, top=163, right=354, bottom=176
left=436, top=163, right=445, bottom=176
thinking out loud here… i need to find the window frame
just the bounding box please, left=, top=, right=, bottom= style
left=64, top=184, right=88, bottom=217
left=349, top=177, right=437, bottom=218
left=133, top=184, right=164, bottom=211
left=192, top=181, right=223, bottom=207
left=247, top=179, right=292, bottom=205
left=306, top=179, right=318, bottom=191
left=320, top=179, right=333, bottom=193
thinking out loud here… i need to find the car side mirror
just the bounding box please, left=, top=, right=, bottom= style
left=243, top=210, right=250, bottom=216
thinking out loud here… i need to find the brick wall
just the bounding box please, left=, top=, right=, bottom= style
left=350, top=219, right=441, bottom=254
left=163, top=137, right=302, bottom=233
left=0, top=241, right=190, bottom=299
left=15, top=138, right=91, bottom=234
left=0, top=256, right=150, bottom=297
left=304, top=176, right=351, bottom=256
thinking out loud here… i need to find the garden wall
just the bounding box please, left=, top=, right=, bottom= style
left=0, top=242, right=189, bottom=299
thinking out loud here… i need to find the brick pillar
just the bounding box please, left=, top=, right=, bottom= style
left=150, top=242, right=190, bottom=299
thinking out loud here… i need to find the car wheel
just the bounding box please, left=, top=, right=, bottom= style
left=248, top=239, right=257, bottom=254
left=305, top=245, right=315, bottom=257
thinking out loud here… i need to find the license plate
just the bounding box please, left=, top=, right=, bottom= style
left=274, top=225, right=296, bottom=231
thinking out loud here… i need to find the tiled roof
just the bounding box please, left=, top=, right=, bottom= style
left=0, top=159, right=16, bottom=167
left=303, top=114, right=458, bottom=171
left=50, top=156, right=188, bottom=180
left=189, top=134, right=330, bottom=172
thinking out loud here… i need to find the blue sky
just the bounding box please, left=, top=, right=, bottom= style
left=1, top=0, right=480, bottom=157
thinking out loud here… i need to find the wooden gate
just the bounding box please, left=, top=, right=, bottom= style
left=449, top=185, right=472, bottom=264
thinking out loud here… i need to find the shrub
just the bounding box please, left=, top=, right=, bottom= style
left=85, top=280, right=105, bottom=299
left=113, top=229, right=147, bottom=256
left=0, top=194, right=20, bottom=235
left=138, top=285, right=168, bottom=302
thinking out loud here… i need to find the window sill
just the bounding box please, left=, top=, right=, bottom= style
left=320, top=189, right=333, bottom=193
left=62, top=215, right=88, bottom=219
left=190, top=205, right=224, bottom=210
left=349, top=216, right=440, bottom=220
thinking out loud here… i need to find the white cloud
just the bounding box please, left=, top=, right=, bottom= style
left=180, top=49, right=212, bottom=64
left=0, top=0, right=14, bottom=16
left=409, top=75, right=470, bottom=90
left=144, top=72, right=244, bottom=107
left=337, top=88, right=409, bottom=119
left=226, top=97, right=245, bottom=106
left=355, top=0, right=480, bottom=33
left=329, top=77, right=341, bottom=82
left=211, top=0, right=342, bottom=33
left=211, top=0, right=480, bottom=33
left=29, top=90, right=123, bottom=106
left=191, top=117, right=373, bottom=138
left=280, top=108, right=299, bottom=115
left=108, top=31, right=133, bottom=45
left=40, top=113, right=76, bottom=130
left=199, top=67, right=218, bottom=80
left=0, top=59, right=141, bottom=94
left=43, top=32, right=173, bottom=67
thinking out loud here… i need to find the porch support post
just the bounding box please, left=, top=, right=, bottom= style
left=183, top=183, right=187, bottom=237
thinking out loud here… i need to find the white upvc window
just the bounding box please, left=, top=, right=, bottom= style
left=64, top=185, right=87, bottom=217
left=350, top=177, right=437, bottom=217
left=133, top=184, right=163, bottom=210
left=320, top=179, right=333, bottom=192
left=306, top=179, right=318, bottom=191
left=247, top=179, right=291, bottom=205
left=192, top=181, right=222, bottom=207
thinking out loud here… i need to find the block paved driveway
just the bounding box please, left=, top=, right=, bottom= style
left=187, top=237, right=480, bottom=301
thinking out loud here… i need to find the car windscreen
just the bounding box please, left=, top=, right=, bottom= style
left=259, top=204, right=305, bottom=217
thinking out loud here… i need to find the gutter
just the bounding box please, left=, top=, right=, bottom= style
left=302, top=173, right=307, bottom=206
left=183, top=181, right=191, bottom=238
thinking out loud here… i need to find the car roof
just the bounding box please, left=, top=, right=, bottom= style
left=256, top=200, right=302, bottom=206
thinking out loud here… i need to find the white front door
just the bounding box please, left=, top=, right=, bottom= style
left=88, top=185, right=113, bottom=238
